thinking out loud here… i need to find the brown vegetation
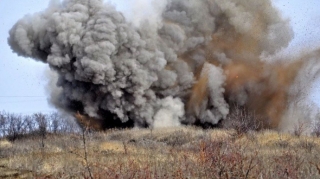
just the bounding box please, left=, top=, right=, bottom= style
left=1, top=127, right=320, bottom=178
left=1, top=110, right=320, bottom=178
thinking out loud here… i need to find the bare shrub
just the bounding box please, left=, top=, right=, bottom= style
left=33, top=113, right=48, bottom=136
left=32, top=113, right=49, bottom=148
left=270, top=150, right=305, bottom=179
left=47, top=112, right=81, bottom=134
left=0, top=111, right=7, bottom=137
left=198, top=137, right=261, bottom=178
left=23, top=115, right=36, bottom=134
left=296, top=140, right=317, bottom=152
left=312, top=121, right=320, bottom=137
left=273, top=135, right=291, bottom=149
left=49, top=112, right=61, bottom=134
left=4, top=113, right=30, bottom=141
left=293, top=119, right=308, bottom=137
left=222, top=105, right=263, bottom=135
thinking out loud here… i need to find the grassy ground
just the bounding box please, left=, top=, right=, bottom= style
left=1, top=127, right=320, bottom=178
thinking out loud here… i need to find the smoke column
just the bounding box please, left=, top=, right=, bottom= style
left=8, top=0, right=320, bottom=130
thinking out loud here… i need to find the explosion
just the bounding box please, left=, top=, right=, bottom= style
left=8, top=0, right=320, bottom=130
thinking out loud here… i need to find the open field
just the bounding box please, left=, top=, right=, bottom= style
left=1, top=127, right=320, bottom=178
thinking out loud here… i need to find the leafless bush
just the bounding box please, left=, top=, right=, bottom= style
left=312, top=121, right=320, bottom=137
left=33, top=113, right=48, bottom=135
left=46, top=112, right=81, bottom=134
left=23, top=115, right=36, bottom=134
left=269, top=150, right=305, bottom=179
left=222, top=105, right=263, bottom=135
left=49, top=112, right=60, bottom=134
left=198, top=137, right=261, bottom=178
left=0, top=111, right=7, bottom=137
left=1, top=112, right=30, bottom=140
left=293, top=120, right=308, bottom=137
left=0, top=111, right=81, bottom=141
left=297, top=140, right=317, bottom=152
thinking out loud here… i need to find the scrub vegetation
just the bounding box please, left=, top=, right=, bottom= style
left=1, top=111, right=320, bottom=179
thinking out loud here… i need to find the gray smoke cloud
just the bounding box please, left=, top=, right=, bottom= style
left=8, top=0, right=320, bottom=130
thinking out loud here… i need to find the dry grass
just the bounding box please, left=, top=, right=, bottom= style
left=1, top=127, right=320, bottom=178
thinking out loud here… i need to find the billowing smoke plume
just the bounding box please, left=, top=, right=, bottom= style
left=8, top=0, right=320, bottom=130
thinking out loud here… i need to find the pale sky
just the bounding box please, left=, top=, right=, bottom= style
left=0, top=0, right=320, bottom=115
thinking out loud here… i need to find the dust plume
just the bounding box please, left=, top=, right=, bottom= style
left=8, top=0, right=320, bottom=130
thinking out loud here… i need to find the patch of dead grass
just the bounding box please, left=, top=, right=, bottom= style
left=2, top=127, right=320, bottom=178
